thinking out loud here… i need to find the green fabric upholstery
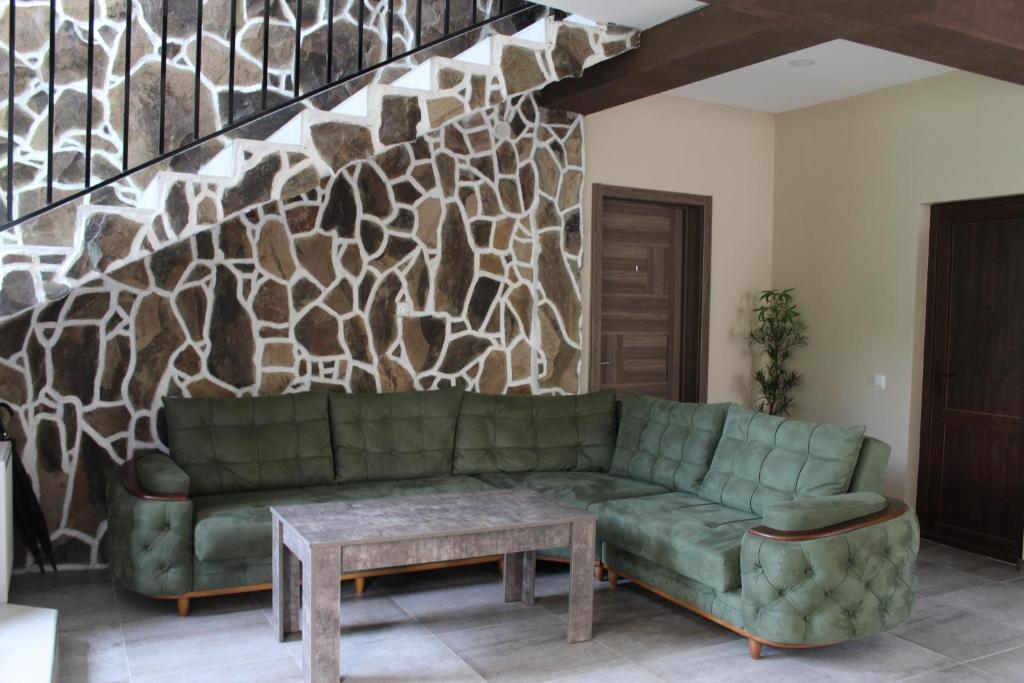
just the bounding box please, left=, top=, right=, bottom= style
left=163, top=392, right=334, bottom=496
left=106, top=478, right=193, bottom=597
left=603, top=544, right=744, bottom=628
left=453, top=391, right=617, bottom=474
left=135, top=452, right=190, bottom=496
left=594, top=492, right=761, bottom=592
left=328, top=387, right=464, bottom=483
left=192, top=476, right=496, bottom=565
left=849, top=437, right=891, bottom=494
left=699, top=406, right=866, bottom=515
left=609, top=395, right=730, bottom=493
left=762, top=493, right=888, bottom=532
left=740, top=507, right=918, bottom=644
left=474, top=471, right=669, bottom=510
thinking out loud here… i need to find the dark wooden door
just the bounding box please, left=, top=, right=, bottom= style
left=589, top=185, right=710, bottom=402
left=919, top=195, right=1024, bottom=563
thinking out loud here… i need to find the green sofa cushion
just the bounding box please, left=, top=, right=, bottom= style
left=698, top=405, right=866, bottom=515
left=609, top=394, right=730, bottom=493
left=164, top=392, right=334, bottom=496
left=135, top=452, right=190, bottom=496
left=453, top=391, right=617, bottom=474
left=474, top=471, right=669, bottom=510
left=762, top=492, right=888, bottom=532
left=328, top=387, right=464, bottom=483
left=594, top=492, right=762, bottom=592
left=193, top=476, right=496, bottom=563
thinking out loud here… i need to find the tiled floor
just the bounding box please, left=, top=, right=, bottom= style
left=10, top=539, right=1024, bottom=682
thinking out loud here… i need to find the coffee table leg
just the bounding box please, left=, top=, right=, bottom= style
left=568, top=519, right=595, bottom=643
left=521, top=550, right=536, bottom=606
left=503, top=551, right=524, bottom=602
left=302, top=546, right=341, bottom=683
left=272, top=519, right=300, bottom=642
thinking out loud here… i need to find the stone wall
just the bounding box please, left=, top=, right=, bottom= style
left=0, top=92, right=584, bottom=567
left=0, top=0, right=510, bottom=219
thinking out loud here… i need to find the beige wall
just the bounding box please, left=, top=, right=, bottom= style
left=582, top=94, right=777, bottom=404
left=772, top=71, right=1024, bottom=500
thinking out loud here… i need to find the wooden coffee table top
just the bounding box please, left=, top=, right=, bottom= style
left=271, top=489, right=595, bottom=547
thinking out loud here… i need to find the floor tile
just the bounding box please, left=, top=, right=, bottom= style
left=436, top=611, right=625, bottom=683
left=131, top=655, right=302, bottom=683
left=14, top=579, right=120, bottom=633
left=337, top=633, right=484, bottom=682
left=939, top=582, right=1024, bottom=630
left=57, top=626, right=130, bottom=683
left=891, top=596, right=1024, bottom=661
left=786, top=633, right=956, bottom=682
left=901, top=663, right=1003, bottom=682
left=915, top=559, right=997, bottom=599
left=646, top=639, right=827, bottom=683
left=918, top=545, right=1021, bottom=582
left=968, top=645, right=1024, bottom=681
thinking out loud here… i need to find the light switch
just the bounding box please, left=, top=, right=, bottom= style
left=397, top=302, right=410, bottom=316
left=873, top=374, right=887, bottom=390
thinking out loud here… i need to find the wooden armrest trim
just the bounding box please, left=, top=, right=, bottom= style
left=747, top=497, right=908, bottom=542
left=121, top=458, right=189, bottom=502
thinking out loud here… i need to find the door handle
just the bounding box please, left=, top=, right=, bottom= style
left=599, top=361, right=611, bottom=366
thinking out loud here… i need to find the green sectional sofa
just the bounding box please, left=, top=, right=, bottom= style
left=107, top=387, right=919, bottom=657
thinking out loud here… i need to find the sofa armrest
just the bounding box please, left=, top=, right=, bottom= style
left=107, top=460, right=193, bottom=597
left=122, top=452, right=190, bottom=501
left=740, top=502, right=919, bottom=646
left=756, top=493, right=892, bottom=535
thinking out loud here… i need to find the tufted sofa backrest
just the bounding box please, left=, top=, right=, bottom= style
left=698, top=405, right=867, bottom=515
left=848, top=436, right=891, bottom=494
left=452, top=391, right=618, bottom=474
left=608, top=393, right=731, bottom=494
left=163, top=391, right=334, bottom=496
left=328, top=387, right=464, bottom=483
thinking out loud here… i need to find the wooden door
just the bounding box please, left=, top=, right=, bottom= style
left=589, top=185, right=710, bottom=402
left=919, top=195, right=1024, bottom=563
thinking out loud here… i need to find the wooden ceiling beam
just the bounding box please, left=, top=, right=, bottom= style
left=538, top=5, right=823, bottom=114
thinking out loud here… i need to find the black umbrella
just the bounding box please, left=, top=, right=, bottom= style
left=0, top=401, right=57, bottom=572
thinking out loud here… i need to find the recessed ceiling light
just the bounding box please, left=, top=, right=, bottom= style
left=789, top=58, right=816, bottom=67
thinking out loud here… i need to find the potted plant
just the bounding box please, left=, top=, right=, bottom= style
left=749, top=288, right=808, bottom=416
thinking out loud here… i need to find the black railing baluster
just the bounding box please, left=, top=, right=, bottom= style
left=45, top=0, right=55, bottom=201
left=415, top=0, right=422, bottom=47
left=444, top=0, right=450, bottom=35
left=85, top=0, right=95, bottom=188
left=6, top=0, right=14, bottom=221
left=473, top=0, right=477, bottom=25
left=228, top=0, right=237, bottom=123
left=158, top=0, right=167, bottom=154
left=326, top=0, right=335, bottom=81
left=261, top=0, right=270, bottom=110
left=122, top=0, right=133, bottom=171
left=293, top=0, right=303, bottom=96
left=193, top=0, right=203, bottom=141
left=0, top=1, right=538, bottom=232
left=357, top=0, right=364, bottom=70
left=386, top=0, right=394, bottom=59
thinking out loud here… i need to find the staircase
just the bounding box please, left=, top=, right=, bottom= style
left=0, top=3, right=638, bottom=321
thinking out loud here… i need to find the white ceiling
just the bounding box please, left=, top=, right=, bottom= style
left=668, top=39, right=954, bottom=113
left=537, top=0, right=707, bottom=29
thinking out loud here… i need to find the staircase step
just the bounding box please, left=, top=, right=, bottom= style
left=0, top=603, right=58, bottom=683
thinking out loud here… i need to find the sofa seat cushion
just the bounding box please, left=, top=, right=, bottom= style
left=454, top=391, right=618, bottom=475
left=610, top=394, right=730, bottom=494
left=328, top=388, right=464, bottom=483
left=475, top=471, right=669, bottom=511
left=193, top=476, right=496, bottom=562
left=593, top=492, right=762, bottom=592
left=164, top=392, right=334, bottom=496
left=699, top=405, right=866, bottom=515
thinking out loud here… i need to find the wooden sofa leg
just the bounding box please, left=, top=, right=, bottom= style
left=748, top=638, right=762, bottom=660
left=497, top=557, right=505, bottom=578
left=176, top=597, right=190, bottom=617
left=607, top=570, right=618, bottom=589
left=354, top=577, right=366, bottom=595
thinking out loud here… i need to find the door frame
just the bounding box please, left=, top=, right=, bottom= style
left=588, top=183, right=712, bottom=402
left=917, top=193, right=1024, bottom=562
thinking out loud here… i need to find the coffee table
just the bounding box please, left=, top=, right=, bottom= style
left=271, top=489, right=597, bottom=683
